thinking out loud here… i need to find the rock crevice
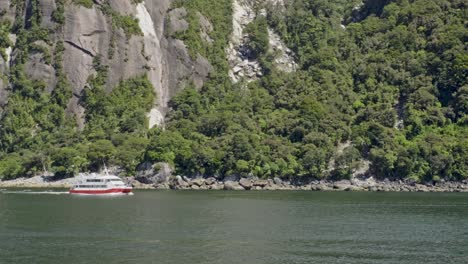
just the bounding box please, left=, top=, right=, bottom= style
left=64, top=40, right=95, bottom=57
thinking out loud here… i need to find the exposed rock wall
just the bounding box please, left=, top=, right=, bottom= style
left=1, top=0, right=213, bottom=128
left=0, top=0, right=14, bottom=109
left=227, top=0, right=296, bottom=83
left=0, top=0, right=15, bottom=21
left=38, top=0, right=56, bottom=29
left=0, top=43, right=12, bottom=106
left=0, top=76, right=7, bottom=108
left=63, top=4, right=110, bottom=127
left=268, top=28, right=297, bottom=72
left=227, top=0, right=258, bottom=83
left=3, top=0, right=296, bottom=122
left=136, top=2, right=167, bottom=128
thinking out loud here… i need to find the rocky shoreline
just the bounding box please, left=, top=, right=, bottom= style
left=0, top=175, right=75, bottom=188
left=130, top=176, right=468, bottom=193
left=3, top=174, right=466, bottom=193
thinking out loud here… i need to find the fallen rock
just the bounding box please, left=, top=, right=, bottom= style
left=282, top=185, right=294, bottom=191
left=169, top=175, right=189, bottom=190
left=204, top=177, right=216, bottom=185
left=239, top=178, right=252, bottom=189
left=253, top=180, right=268, bottom=187
left=348, top=185, right=364, bottom=191
left=265, top=184, right=280, bottom=190
left=130, top=179, right=154, bottom=189
left=154, top=183, right=170, bottom=190
left=199, top=184, right=210, bottom=190
left=273, top=177, right=282, bottom=185
left=312, top=184, right=330, bottom=191
left=190, top=178, right=205, bottom=187
left=135, top=162, right=172, bottom=184
left=415, top=184, right=429, bottom=192
left=224, top=181, right=245, bottom=190
left=210, top=183, right=224, bottom=190
left=333, top=180, right=353, bottom=191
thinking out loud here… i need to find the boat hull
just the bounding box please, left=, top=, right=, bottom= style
left=69, top=188, right=133, bottom=195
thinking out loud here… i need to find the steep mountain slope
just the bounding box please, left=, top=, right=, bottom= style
left=0, top=0, right=466, bottom=183
left=150, top=0, right=467, bottom=182
left=0, top=0, right=216, bottom=177
left=1, top=0, right=212, bottom=127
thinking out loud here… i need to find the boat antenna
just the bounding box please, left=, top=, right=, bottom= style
left=103, top=161, right=109, bottom=176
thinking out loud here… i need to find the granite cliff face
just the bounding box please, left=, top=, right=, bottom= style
left=0, top=0, right=213, bottom=128
left=0, top=0, right=295, bottom=125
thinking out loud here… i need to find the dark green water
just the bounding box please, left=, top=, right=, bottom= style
left=0, top=190, right=467, bottom=264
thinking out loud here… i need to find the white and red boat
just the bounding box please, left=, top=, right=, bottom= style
left=69, top=174, right=133, bottom=195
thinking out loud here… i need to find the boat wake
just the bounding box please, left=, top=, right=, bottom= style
left=0, top=190, right=69, bottom=195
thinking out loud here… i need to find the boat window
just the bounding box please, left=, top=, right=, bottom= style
left=86, top=179, right=103, bottom=182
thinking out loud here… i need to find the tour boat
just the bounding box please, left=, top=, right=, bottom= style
left=69, top=173, right=133, bottom=195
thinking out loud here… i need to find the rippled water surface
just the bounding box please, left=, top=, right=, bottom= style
left=1, top=190, right=467, bottom=264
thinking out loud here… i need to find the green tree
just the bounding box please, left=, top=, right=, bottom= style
left=87, top=140, right=116, bottom=171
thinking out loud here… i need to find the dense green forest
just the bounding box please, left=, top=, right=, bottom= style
left=0, top=0, right=466, bottom=182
